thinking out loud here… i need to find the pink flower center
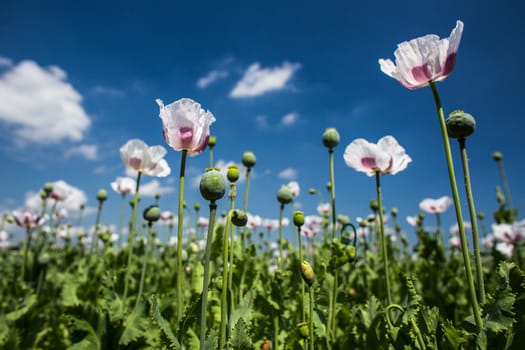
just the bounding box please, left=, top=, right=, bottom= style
left=179, top=127, right=194, bottom=145
left=411, top=63, right=433, bottom=83
left=442, top=53, right=457, bottom=77
left=361, top=157, right=378, bottom=169
left=128, top=157, right=142, bottom=170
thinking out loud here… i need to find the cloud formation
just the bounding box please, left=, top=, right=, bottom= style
left=64, top=144, right=98, bottom=160
left=25, top=180, right=89, bottom=214
left=139, top=180, right=175, bottom=196
left=280, top=112, right=299, bottom=126
left=230, top=61, right=301, bottom=98
left=0, top=59, right=91, bottom=146
left=278, top=167, right=298, bottom=180
left=197, top=69, right=228, bottom=89
left=92, top=85, right=125, bottom=97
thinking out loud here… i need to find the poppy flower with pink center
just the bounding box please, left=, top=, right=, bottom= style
left=156, top=98, right=216, bottom=156
left=12, top=211, right=47, bottom=229
left=343, top=135, right=412, bottom=176
left=111, top=176, right=136, bottom=195
left=379, top=20, right=464, bottom=89
left=419, top=196, right=452, bottom=214
left=120, top=139, right=171, bottom=177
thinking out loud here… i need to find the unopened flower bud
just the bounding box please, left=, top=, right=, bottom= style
left=194, top=202, right=201, bottom=211
left=308, top=188, right=316, bottom=195
left=477, top=211, right=485, bottom=220
left=337, top=214, right=350, bottom=225
left=227, top=165, right=240, bottom=183
left=277, top=185, right=293, bottom=205
left=293, top=211, right=305, bottom=227
left=492, top=151, right=503, bottom=161
left=96, top=189, right=108, bottom=202
left=322, top=127, right=340, bottom=149
left=6, top=215, right=14, bottom=224
left=242, top=151, right=256, bottom=168
left=370, top=199, right=379, bottom=212
left=300, top=260, right=315, bottom=286
left=208, top=135, right=216, bottom=148
left=43, top=182, right=54, bottom=194
left=390, top=207, right=398, bottom=218
left=446, top=110, right=476, bottom=139
left=40, top=191, right=47, bottom=200
left=39, top=251, right=51, bottom=265
left=346, top=246, right=356, bottom=263
left=200, top=169, right=226, bottom=202
left=155, top=193, right=161, bottom=200
left=326, top=182, right=332, bottom=191
left=143, top=205, right=161, bottom=222
left=232, top=210, right=248, bottom=227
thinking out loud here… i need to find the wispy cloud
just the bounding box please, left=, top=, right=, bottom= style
left=0, top=56, right=13, bottom=67
left=280, top=112, right=299, bottom=126
left=64, top=144, right=98, bottom=160
left=0, top=60, right=91, bottom=147
left=92, top=85, right=125, bottom=97
left=278, top=167, right=298, bottom=180
left=139, top=180, right=175, bottom=196
left=24, top=180, right=91, bottom=214
left=255, top=115, right=269, bottom=129
left=230, top=61, right=301, bottom=98
left=197, top=69, right=228, bottom=89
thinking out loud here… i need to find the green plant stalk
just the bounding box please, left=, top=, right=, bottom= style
left=297, top=226, right=306, bottom=322
left=278, top=203, right=285, bottom=266
left=176, top=149, right=188, bottom=324
left=435, top=213, right=442, bottom=245
left=123, top=171, right=142, bottom=303
left=429, top=81, right=482, bottom=330
left=458, top=138, right=486, bottom=304
left=375, top=171, right=392, bottom=305
left=308, top=285, right=315, bottom=350
left=329, top=271, right=338, bottom=346
left=118, top=194, right=126, bottom=249
left=21, top=226, right=32, bottom=282
left=228, top=184, right=237, bottom=311
left=273, top=312, right=279, bottom=350
left=328, top=148, right=337, bottom=241
left=242, top=167, right=252, bottom=250
left=386, top=304, right=426, bottom=350
left=199, top=201, right=217, bottom=350
left=220, top=210, right=234, bottom=350
left=90, top=200, right=104, bottom=255
left=209, top=146, right=214, bottom=168
left=135, top=222, right=152, bottom=309
left=496, top=158, right=513, bottom=210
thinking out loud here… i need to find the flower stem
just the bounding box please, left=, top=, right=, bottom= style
left=496, top=158, right=514, bottom=211
left=220, top=210, right=233, bottom=350
left=199, top=201, right=217, bottom=350
left=123, top=171, right=142, bottom=303
left=297, top=226, right=306, bottom=322
left=429, top=81, right=482, bottom=330
left=242, top=167, right=252, bottom=251
left=135, top=222, right=152, bottom=309
left=375, top=171, right=392, bottom=305
left=118, top=194, right=126, bottom=249
left=328, top=149, right=337, bottom=240
left=278, top=203, right=285, bottom=266
left=176, top=149, right=188, bottom=324
left=21, top=227, right=32, bottom=282
left=91, top=200, right=104, bottom=255
left=308, top=285, right=315, bottom=350
left=458, top=138, right=486, bottom=304
left=435, top=213, right=442, bottom=245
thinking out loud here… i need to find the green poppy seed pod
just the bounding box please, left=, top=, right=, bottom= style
left=242, top=151, right=256, bottom=168
left=199, top=169, right=226, bottom=202
left=346, top=246, right=357, bottom=263
left=277, top=185, right=293, bottom=205
left=337, top=214, right=350, bottom=225
left=293, top=211, right=305, bottom=227
left=326, top=182, right=332, bottom=191
left=370, top=199, right=379, bottom=212
left=232, top=209, right=248, bottom=227
left=417, top=212, right=425, bottom=220
left=96, top=189, right=108, bottom=202
left=40, top=191, right=47, bottom=200
left=300, top=260, right=315, bottom=286
left=390, top=207, right=398, bottom=218
left=359, top=220, right=367, bottom=228
left=477, top=211, right=485, bottom=220
left=155, top=193, right=161, bottom=200
left=446, top=110, right=476, bottom=138
left=39, top=251, right=51, bottom=265
left=6, top=215, right=14, bottom=224
left=227, top=165, right=240, bottom=183
left=322, top=127, right=340, bottom=149
left=492, top=151, right=503, bottom=161
left=143, top=205, right=161, bottom=222
left=308, top=188, right=316, bottom=195
left=43, top=182, right=53, bottom=194
left=208, top=135, right=216, bottom=148
left=194, top=202, right=200, bottom=211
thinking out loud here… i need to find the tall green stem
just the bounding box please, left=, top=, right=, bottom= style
left=375, top=172, right=392, bottom=305
left=91, top=200, right=104, bottom=255
left=199, top=201, right=217, bottom=350
left=496, top=159, right=513, bottom=210
left=278, top=204, right=285, bottom=266
left=21, top=227, right=32, bottom=282
left=297, top=226, right=306, bottom=322
left=429, top=81, right=482, bottom=330
left=308, top=286, right=315, bottom=350
left=242, top=167, right=252, bottom=251
left=176, top=149, right=188, bottom=324
left=328, top=149, right=337, bottom=240
left=458, top=138, right=486, bottom=304
left=118, top=194, right=126, bottom=249
left=123, top=171, right=142, bottom=303
left=435, top=213, right=442, bottom=244
left=220, top=210, right=234, bottom=350
left=228, top=184, right=237, bottom=311
left=135, top=222, right=152, bottom=309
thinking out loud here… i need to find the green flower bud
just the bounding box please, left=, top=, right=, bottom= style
left=155, top=193, right=161, bottom=200
left=96, top=189, right=108, bottom=202
left=227, top=165, right=240, bottom=183
left=199, top=169, right=226, bottom=202
left=326, top=182, right=332, bottom=191
left=293, top=211, right=305, bottom=227
left=43, top=182, right=53, bottom=194
left=390, top=207, right=398, bottom=218
left=492, top=151, right=503, bottom=161
left=300, top=260, right=315, bottom=286
left=277, top=185, right=293, bottom=205
left=98, top=231, right=111, bottom=243
left=194, top=202, right=201, bottom=211
left=40, top=191, right=48, bottom=200
left=346, top=246, right=357, bottom=263
left=231, top=209, right=248, bottom=227
left=446, top=110, right=476, bottom=138
left=337, top=214, right=350, bottom=225
left=143, top=205, right=161, bottom=222
left=370, top=199, right=379, bottom=212
left=39, top=251, right=51, bottom=265
left=477, top=211, right=485, bottom=220
left=359, top=220, right=367, bottom=228
left=242, top=151, right=256, bottom=168
left=6, top=215, right=14, bottom=224
left=308, top=188, right=316, bottom=195
left=322, top=127, right=340, bottom=149
left=208, top=135, right=216, bottom=148
left=297, top=322, right=309, bottom=339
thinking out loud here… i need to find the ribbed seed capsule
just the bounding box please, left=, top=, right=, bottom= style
left=300, top=260, right=315, bottom=286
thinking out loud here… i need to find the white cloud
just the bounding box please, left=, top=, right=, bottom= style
left=255, top=115, right=268, bottom=128
left=139, top=180, right=175, bottom=197
left=64, top=144, right=98, bottom=160
left=278, top=167, right=298, bottom=180
left=190, top=159, right=247, bottom=189
left=197, top=69, right=228, bottom=89
left=0, top=56, right=13, bottom=67
left=280, top=112, right=299, bottom=126
left=0, top=60, right=91, bottom=146
left=24, top=180, right=90, bottom=214
left=92, top=85, right=125, bottom=97
left=230, top=61, right=301, bottom=98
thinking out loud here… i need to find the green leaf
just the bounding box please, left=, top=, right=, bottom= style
left=150, top=295, right=180, bottom=350
left=229, top=318, right=253, bottom=350
left=441, top=320, right=465, bottom=350
left=203, top=329, right=218, bottom=350
left=119, top=304, right=148, bottom=346
left=230, top=288, right=254, bottom=329
left=6, top=293, right=37, bottom=323
left=69, top=316, right=101, bottom=350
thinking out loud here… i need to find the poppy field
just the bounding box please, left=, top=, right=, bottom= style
left=1, top=20, right=525, bottom=350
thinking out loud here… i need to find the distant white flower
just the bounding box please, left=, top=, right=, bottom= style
left=317, top=203, right=331, bottom=217
left=120, top=139, right=171, bottom=177
left=492, top=222, right=525, bottom=258
left=286, top=181, right=300, bottom=198
left=111, top=176, right=136, bottom=195
left=419, top=196, right=452, bottom=214
left=449, top=221, right=471, bottom=235
left=449, top=235, right=461, bottom=248
left=406, top=215, right=418, bottom=227
left=197, top=216, right=209, bottom=228
left=247, top=213, right=262, bottom=229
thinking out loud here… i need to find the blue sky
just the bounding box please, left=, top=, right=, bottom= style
left=1, top=0, right=524, bottom=243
